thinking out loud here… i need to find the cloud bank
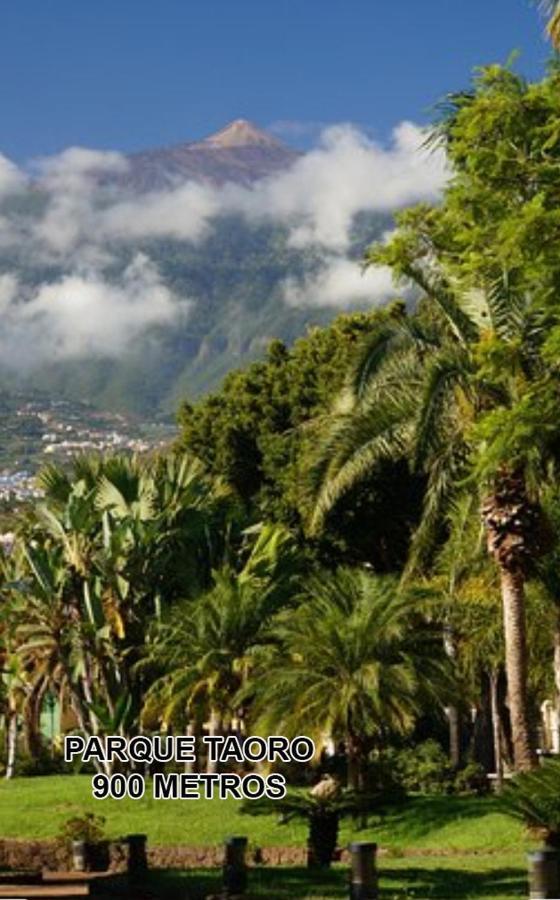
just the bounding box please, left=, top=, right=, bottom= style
left=0, top=255, right=183, bottom=366
left=0, top=122, right=447, bottom=368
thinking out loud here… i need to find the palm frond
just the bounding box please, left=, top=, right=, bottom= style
left=414, top=348, right=472, bottom=471
left=309, top=401, right=414, bottom=534
left=539, top=1, right=560, bottom=47
left=403, top=264, right=478, bottom=345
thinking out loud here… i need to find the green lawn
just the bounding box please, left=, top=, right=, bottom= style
left=0, top=775, right=533, bottom=853
left=0, top=777, right=536, bottom=898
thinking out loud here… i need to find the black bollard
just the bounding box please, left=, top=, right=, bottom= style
left=528, top=848, right=560, bottom=899
left=349, top=841, right=378, bottom=900
left=126, top=833, right=148, bottom=875
left=223, top=836, right=248, bottom=896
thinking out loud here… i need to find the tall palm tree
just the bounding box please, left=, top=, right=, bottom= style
left=309, top=60, right=560, bottom=771
left=249, top=569, right=451, bottom=791
left=310, top=271, right=552, bottom=772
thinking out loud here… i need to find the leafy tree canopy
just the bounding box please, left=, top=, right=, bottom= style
left=178, top=308, right=423, bottom=571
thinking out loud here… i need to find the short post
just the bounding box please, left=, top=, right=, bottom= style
left=349, top=841, right=378, bottom=900
left=528, top=848, right=560, bottom=899
left=126, top=833, right=148, bottom=875
left=223, top=836, right=248, bottom=896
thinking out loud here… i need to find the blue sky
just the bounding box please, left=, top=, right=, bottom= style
left=0, top=0, right=551, bottom=161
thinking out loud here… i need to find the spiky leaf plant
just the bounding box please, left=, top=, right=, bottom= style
left=241, top=784, right=381, bottom=868
left=502, top=758, right=560, bottom=847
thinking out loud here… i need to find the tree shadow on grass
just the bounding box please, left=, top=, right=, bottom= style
left=136, top=862, right=527, bottom=900
left=142, top=866, right=347, bottom=899
left=382, top=864, right=526, bottom=899
left=375, top=795, right=508, bottom=845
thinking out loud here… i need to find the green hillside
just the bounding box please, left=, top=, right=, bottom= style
left=0, top=212, right=392, bottom=415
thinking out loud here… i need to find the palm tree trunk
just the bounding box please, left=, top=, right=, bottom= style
left=553, top=609, right=560, bottom=754
left=206, top=711, right=222, bottom=774
left=500, top=567, right=536, bottom=771
left=446, top=706, right=461, bottom=770
left=482, top=475, right=540, bottom=772
left=443, top=621, right=461, bottom=769
left=5, top=696, right=17, bottom=780
left=489, top=669, right=503, bottom=789
left=24, top=678, right=48, bottom=760
left=346, top=738, right=360, bottom=792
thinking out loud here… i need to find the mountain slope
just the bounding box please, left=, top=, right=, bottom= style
left=119, top=119, right=300, bottom=191
left=0, top=120, right=393, bottom=418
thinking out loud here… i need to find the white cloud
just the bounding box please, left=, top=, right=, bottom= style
left=0, top=154, right=26, bottom=197
left=247, top=122, right=446, bottom=250
left=282, top=256, right=395, bottom=308
left=0, top=121, right=448, bottom=368
left=34, top=146, right=129, bottom=184
left=0, top=255, right=185, bottom=366
left=101, top=181, right=220, bottom=243
left=32, top=148, right=129, bottom=256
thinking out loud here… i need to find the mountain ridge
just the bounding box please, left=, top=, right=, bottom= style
left=119, top=118, right=300, bottom=191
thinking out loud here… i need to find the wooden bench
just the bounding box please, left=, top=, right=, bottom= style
left=0, top=886, right=89, bottom=897
left=42, top=873, right=113, bottom=884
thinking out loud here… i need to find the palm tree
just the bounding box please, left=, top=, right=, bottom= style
left=432, top=499, right=509, bottom=782
left=309, top=284, right=549, bottom=773
left=249, top=569, right=451, bottom=791
left=242, top=782, right=378, bottom=868
left=142, top=523, right=299, bottom=755
left=309, top=63, right=560, bottom=771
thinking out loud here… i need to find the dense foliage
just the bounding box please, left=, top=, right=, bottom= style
left=4, top=39, right=560, bottom=870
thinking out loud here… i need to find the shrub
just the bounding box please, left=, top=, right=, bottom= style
left=502, top=758, right=560, bottom=847
left=60, top=813, right=106, bottom=845
left=15, top=749, right=69, bottom=777
left=242, top=778, right=386, bottom=868
left=454, top=761, right=489, bottom=796
left=387, top=741, right=454, bottom=795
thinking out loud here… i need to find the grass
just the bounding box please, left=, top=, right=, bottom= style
left=0, top=777, right=536, bottom=898
left=0, top=775, right=533, bottom=853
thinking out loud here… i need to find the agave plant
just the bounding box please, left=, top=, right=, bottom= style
left=502, top=758, right=560, bottom=847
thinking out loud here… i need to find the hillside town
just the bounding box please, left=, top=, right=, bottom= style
left=0, top=394, right=175, bottom=502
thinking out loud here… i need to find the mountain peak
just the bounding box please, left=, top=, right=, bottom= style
left=202, top=119, right=282, bottom=149
left=120, top=118, right=298, bottom=192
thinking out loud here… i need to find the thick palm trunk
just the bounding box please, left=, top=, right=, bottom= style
left=482, top=474, right=541, bottom=772
left=446, top=706, right=461, bottom=770
left=346, top=737, right=361, bottom=792
left=185, top=720, right=197, bottom=774
left=499, top=567, right=536, bottom=771
left=24, top=679, right=48, bottom=760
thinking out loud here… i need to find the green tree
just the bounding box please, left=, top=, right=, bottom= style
left=2, top=452, right=239, bottom=771
left=249, top=569, right=451, bottom=791
left=311, top=66, right=560, bottom=771
left=178, top=310, right=423, bottom=572
left=142, top=523, right=300, bottom=754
